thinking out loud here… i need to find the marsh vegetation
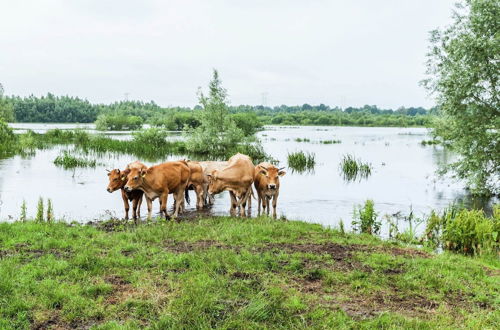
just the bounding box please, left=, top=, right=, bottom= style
left=287, top=151, right=316, bottom=173
left=339, top=154, right=373, bottom=182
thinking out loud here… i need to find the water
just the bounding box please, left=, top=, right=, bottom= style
left=1, top=124, right=495, bottom=235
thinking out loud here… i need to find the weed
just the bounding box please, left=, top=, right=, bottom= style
left=320, top=139, right=341, bottom=144
left=35, top=197, right=44, bottom=223
left=352, top=200, right=381, bottom=235
left=294, top=138, right=310, bottom=142
left=46, top=199, right=54, bottom=223
left=287, top=151, right=316, bottom=172
left=339, top=154, right=372, bottom=181
left=53, top=151, right=97, bottom=169
left=20, top=200, right=27, bottom=222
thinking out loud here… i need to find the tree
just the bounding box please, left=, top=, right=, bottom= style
left=185, top=69, right=244, bottom=156
left=422, top=0, right=499, bottom=195
left=0, top=83, right=14, bottom=122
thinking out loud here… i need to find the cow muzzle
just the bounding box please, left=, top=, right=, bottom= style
left=107, top=187, right=112, bottom=193
left=124, top=186, right=132, bottom=192
left=268, top=184, right=277, bottom=190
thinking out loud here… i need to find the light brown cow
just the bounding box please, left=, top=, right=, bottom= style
left=106, top=161, right=148, bottom=222
left=184, top=160, right=206, bottom=210
left=254, top=162, right=286, bottom=218
left=207, top=153, right=254, bottom=216
left=124, top=161, right=190, bottom=219
left=199, top=161, right=228, bottom=205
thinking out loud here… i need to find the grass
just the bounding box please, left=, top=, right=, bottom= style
left=320, top=139, right=341, bottom=144
left=294, top=138, right=311, bottom=143
left=420, top=139, right=440, bottom=146
left=339, top=154, right=373, bottom=181
left=53, top=151, right=98, bottom=169
left=0, top=218, right=498, bottom=329
left=287, top=151, right=316, bottom=172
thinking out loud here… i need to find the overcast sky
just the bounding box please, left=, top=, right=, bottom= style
left=0, top=0, right=456, bottom=108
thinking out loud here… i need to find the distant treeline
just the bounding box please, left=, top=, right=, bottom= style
left=1, top=94, right=435, bottom=127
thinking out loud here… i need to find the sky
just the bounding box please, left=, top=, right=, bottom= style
left=0, top=0, right=456, bottom=109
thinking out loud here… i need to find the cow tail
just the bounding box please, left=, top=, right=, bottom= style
left=185, top=188, right=191, bottom=205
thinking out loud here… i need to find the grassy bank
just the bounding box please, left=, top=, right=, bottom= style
left=0, top=217, right=498, bottom=329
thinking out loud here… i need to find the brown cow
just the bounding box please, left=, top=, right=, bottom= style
left=254, top=162, right=286, bottom=218
left=124, top=161, right=190, bottom=219
left=207, top=153, right=254, bottom=216
left=199, top=161, right=228, bottom=205
left=106, top=161, right=148, bottom=222
left=184, top=160, right=206, bottom=210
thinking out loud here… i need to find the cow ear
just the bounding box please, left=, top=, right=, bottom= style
left=278, top=170, right=286, bottom=177
left=260, top=169, right=267, bottom=176
left=140, top=169, right=146, bottom=178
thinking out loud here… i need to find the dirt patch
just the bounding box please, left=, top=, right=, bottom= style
left=105, top=275, right=136, bottom=305
left=33, top=313, right=98, bottom=330
left=163, top=239, right=229, bottom=253
left=0, top=244, right=72, bottom=261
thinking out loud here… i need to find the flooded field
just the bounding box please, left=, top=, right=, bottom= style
left=0, top=124, right=494, bottom=235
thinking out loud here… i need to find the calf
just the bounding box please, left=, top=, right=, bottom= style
left=254, top=162, right=286, bottom=218
left=207, top=153, right=254, bottom=216
left=106, top=161, right=148, bottom=222
left=124, top=161, right=190, bottom=219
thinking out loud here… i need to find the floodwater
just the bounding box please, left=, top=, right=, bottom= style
left=0, top=124, right=495, bottom=235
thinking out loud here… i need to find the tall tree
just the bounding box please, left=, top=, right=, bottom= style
left=422, top=0, right=499, bottom=195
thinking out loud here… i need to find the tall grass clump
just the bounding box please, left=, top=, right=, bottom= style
left=424, top=205, right=499, bottom=256
left=35, top=197, right=44, bottom=223
left=287, top=151, right=315, bottom=172
left=54, top=151, right=97, bottom=169
left=132, top=127, right=169, bottom=149
left=294, top=137, right=310, bottom=142
left=46, top=199, right=54, bottom=223
left=352, top=199, right=381, bottom=235
left=340, top=154, right=372, bottom=181
left=320, top=139, right=341, bottom=144
left=20, top=200, right=27, bottom=222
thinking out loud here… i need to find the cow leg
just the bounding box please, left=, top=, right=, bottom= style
left=173, top=189, right=184, bottom=217
left=146, top=197, right=153, bottom=220
left=160, top=192, right=170, bottom=220
left=136, top=194, right=143, bottom=218
left=121, top=189, right=130, bottom=220
left=195, top=185, right=204, bottom=210
left=272, top=192, right=279, bottom=218
left=266, top=196, right=272, bottom=216
left=132, top=196, right=140, bottom=223
left=229, top=191, right=237, bottom=216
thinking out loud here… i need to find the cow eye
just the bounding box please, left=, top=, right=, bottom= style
left=134, top=176, right=138, bottom=180
left=114, top=178, right=118, bottom=181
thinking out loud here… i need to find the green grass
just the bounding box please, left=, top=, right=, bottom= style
left=294, top=137, right=311, bottom=143
left=0, top=218, right=498, bottom=329
left=320, top=139, right=341, bottom=144
left=53, top=151, right=98, bottom=169
left=287, top=151, right=316, bottom=172
left=339, top=154, right=373, bottom=181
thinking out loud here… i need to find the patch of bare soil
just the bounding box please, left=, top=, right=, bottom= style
left=33, top=313, right=97, bottom=330
left=104, top=275, right=136, bottom=305
left=0, top=243, right=72, bottom=261
left=163, top=239, right=228, bottom=253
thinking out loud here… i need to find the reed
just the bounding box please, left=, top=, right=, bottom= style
left=287, top=151, right=316, bottom=172
left=339, top=154, right=372, bottom=181
left=54, top=151, right=97, bottom=169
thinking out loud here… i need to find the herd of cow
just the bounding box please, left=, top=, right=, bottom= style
left=106, top=153, right=286, bottom=221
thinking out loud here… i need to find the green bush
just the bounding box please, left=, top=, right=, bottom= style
left=425, top=206, right=499, bottom=256
left=95, top=114, right=143, bottom=131
left=0, top=119, right=15, bottom=144
left=132, top=128, right=169, bottom=149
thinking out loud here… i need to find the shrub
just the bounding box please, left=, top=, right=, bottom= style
left=425, top=206, right=499, bottom=256
left=352, top=200, right=380, bottom=235
left=95, top=114, right=143, bottom=131
left=0, top=119, right=15, bottom=144
left=132, top=128, right=169, bottom=149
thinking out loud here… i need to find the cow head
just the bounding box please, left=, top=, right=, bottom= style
left=258, top=165, right=286, bottom=190
left=124, top=167, right=147, bottom=192
left=106, top=169, right=129, bottom=193
left=206, top=170, right=224, bottom=196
